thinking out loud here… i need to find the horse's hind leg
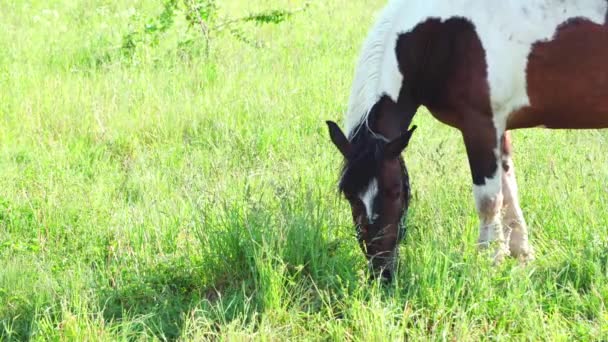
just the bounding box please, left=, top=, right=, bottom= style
left=462, top=119, right=509, bottom=263
left=500, top=132, right=535, bottom=261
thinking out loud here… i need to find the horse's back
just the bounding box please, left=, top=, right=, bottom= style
left=415, top=0, right=608, bottom=129
left=348, top=0, right=608, bottom=132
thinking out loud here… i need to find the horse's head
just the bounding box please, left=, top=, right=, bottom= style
left=326, top=120, right=416, bottom=281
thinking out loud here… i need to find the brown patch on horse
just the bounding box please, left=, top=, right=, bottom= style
left=508, top=18, right=608, bottom=129
left=500, top=133, right=512, bottom=172
left=396, top=18, right=492, bottom=127
left=396, top=17, right=497, bottom=185
left=477, top=193, right=504, bottom=223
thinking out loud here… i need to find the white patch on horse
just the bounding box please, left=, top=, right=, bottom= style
left=473, top=173, right=502, bottom=244
left=359, top=178, right=379, bottom=223
left=473, top=166, right=509, bottom=263
left=501, top=154, right=534, bottom=260
left=471, top=132, right=512, bottom=263
left=343, top=0, right=608, bottom=137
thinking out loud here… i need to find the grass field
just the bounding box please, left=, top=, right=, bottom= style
left=1, top=0, right=608, bottom=340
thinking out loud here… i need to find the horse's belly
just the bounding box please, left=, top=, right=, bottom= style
left=507, top=19, right=608, bottom=129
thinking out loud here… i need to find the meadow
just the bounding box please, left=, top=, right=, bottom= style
left=1, top=0, right=607, bottom=340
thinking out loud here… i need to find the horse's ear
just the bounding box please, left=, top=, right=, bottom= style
left=384, top=125, right=417, bottom=159
left=326, top=121, right=351, bottom=158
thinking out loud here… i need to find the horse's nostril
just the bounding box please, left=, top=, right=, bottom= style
left=381, top=269, right=393, bottom=282
left=368, top=266, right=394, bottom=283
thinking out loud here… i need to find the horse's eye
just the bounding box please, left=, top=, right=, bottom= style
left=384, top=188, right=401, bottom=199
left=347, top=195, right=364, bottom=207
left=345, top=193, right=357, bottom=202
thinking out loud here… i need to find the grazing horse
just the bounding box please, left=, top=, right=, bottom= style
left=326, top=0, right=608, bottom=281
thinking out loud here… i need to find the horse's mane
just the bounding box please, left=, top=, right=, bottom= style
left=339, top=0, right=412, bottom=198
left=345, top=0, right=407, bottom=138
left=338, top=126, right=382, bottom=196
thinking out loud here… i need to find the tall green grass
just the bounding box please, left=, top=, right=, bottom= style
left=1, top=0, right=607, bottom=340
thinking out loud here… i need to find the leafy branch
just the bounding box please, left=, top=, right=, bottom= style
left=121, top=0, right=310, bottom=60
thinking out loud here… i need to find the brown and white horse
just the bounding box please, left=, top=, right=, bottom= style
left=327, top=0, right=608, bottom=281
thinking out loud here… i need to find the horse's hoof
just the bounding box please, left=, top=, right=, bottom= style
left=510, top=242, right=535, bottom=263
left=492, top=244, right=510, bottom=265
left=476, top=239, right=490, bottom=251
left=516, top=247, right=536, bottom=264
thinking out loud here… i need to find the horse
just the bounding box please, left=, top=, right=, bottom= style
left=326, top=0, right=608, bottom=281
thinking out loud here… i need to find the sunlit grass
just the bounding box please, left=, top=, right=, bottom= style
left=0, top=0, right=607, bottom=340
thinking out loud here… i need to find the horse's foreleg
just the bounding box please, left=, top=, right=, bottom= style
left=500, top=133, right=535, bottom=261
left=462, top=119, right=509, bottom=263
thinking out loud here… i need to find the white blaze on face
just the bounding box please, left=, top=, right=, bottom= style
left=359, top=178, right=379, bottom=223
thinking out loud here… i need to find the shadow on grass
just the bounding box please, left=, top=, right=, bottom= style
left=98, top=256, right=208, bottom=340
left=0, top=293, right=40, bottom=341
left=97, top=187, right=363, bottom=340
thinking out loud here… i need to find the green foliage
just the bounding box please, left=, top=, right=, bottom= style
left=1, top=0, right=608, bottom=340
left=121, top=0, right=309, bottom=60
